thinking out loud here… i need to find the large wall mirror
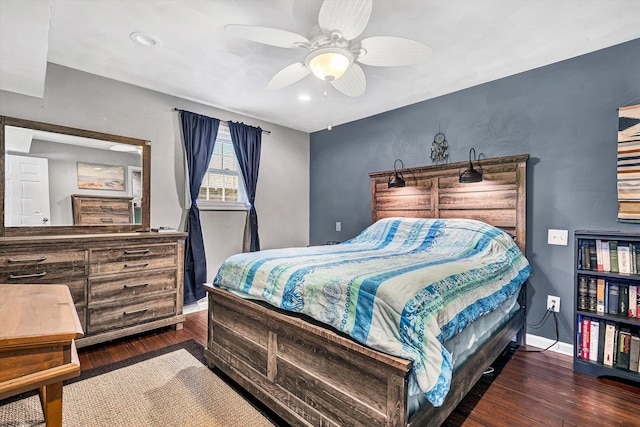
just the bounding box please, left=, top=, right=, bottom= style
left=1, top=116, right=150, bottom=236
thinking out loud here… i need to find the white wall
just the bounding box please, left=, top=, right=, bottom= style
left=0, top=63, right=310, bottom=282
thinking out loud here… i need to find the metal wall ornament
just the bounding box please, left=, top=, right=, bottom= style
left=430, top=132, right=448, bottom=164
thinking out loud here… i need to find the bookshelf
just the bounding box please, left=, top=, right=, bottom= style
left=574, top=230, right=640, bottom=382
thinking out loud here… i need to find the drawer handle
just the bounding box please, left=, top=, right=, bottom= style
left=124, top=262, right=149, bottom=268
left=8, top=256, right=47, bottom=263
left=9, top=272, right=47, bottom=279
left=123, top=249, right=150, bottom=255
left=99, top=205, right=114, bottom=211
left=123, top=282, right=150, bottom=289
left=100, top=218, right=114, bottom=223
left=123, top=307, right=149, bottom=315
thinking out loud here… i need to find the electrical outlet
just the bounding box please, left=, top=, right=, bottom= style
left=335, top=221, right=341, bottom=232
left=547, top=295, right=560, bottom=312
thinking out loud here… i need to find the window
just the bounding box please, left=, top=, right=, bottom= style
left=197, top=124, right=248, bottom=210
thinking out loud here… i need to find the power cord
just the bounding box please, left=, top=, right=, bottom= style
left=483, top=302, right=559, bottom=376
left=518, top=306, right=560, bottom=353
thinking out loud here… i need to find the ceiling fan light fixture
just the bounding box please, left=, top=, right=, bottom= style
left=306, top=47, right=352, bottom=81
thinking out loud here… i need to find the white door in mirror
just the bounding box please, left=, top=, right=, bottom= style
left=5, top=154, right=51, bottom=226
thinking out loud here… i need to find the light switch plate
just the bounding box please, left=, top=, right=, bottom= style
left=547, top=229, right=568, bottom=246
left=335, top=221, right=341, bottom=232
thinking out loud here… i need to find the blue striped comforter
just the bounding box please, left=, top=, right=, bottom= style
left=213, top=217, right=531, bottom=406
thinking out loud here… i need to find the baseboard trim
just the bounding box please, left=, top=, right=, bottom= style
left=525, top=333, right=573, bottom=356
left=184, top=296, right=208, bottom=314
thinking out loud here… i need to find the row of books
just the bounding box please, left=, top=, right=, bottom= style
left=578, top=276, right=639, bottom=318
left=576, top=315, right=639, bottom=372
left=578, top=239, right=640, bottom=275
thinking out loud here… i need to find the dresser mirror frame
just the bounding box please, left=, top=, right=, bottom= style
left=0, top=115, right=151, bottom=236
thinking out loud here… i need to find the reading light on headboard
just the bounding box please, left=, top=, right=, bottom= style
left=388, top=159, right=406, bottom=188
left=459, top=148, right=483, bottom=183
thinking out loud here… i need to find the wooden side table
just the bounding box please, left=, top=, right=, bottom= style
left=0, top=284, right=84, bottom=427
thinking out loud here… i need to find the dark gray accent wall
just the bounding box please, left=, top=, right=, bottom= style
left=310, top=38, right=640, bottom=345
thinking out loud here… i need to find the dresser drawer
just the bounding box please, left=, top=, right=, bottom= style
left=90, top=244, right=177, bottom=275
left=89, top=269, right=176, bottom=303
left=87, top=295, right=176, bottom=334
left=77, top=212, right=132, bottom=225
left=75, top=198, right=131, bottom=213
left=0, top=250, right=86, bottom=268
left=0, top=250, right=87, bottom=282
left=72, top=195, right=132, bottom=225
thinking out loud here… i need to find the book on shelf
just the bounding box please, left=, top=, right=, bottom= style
left=610, top=240, right=619, bottom=273
left=587, top=277, right=597, bottom=312
left=603, top=322, right=617, bottom=367
left=602, top=240, right=611, bottom=272
left=619, top=284, right=629, bottom=316
left=576, top=314, right=582, bottom=358
left=589, top=320, right=600, bottom=362
left=589, top=242, right=598, bottom=272
left=633, top=244, right=638, bottom=274
left=582, top=317, right=591, bottom=360
left=630, top=335, right=640, bottom=373
left=596, top=278, right=605, bottom=313
left=618, top=243, right=632, bottom=274
left=616, top=329, right=631, bottom=370
left=578, top=276, right=588, bottom=311
left=608, top=282, right=620, bottom=315
left=596, top=239, right=604, bottom=272
left=597, top=320, right=606, bottom=364
left=580, top=241, right=593, bottom=270
left=630, top=285, right=638, bottom=318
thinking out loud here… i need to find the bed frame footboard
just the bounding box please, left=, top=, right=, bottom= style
left=204, top=285, right=525, bottom=427
left=204, top=285, right=412, bottom=427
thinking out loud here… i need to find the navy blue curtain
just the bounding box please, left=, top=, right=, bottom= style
left=179, top=110, right=219, bottom=304
left=229, top=121, right=262, bottom=252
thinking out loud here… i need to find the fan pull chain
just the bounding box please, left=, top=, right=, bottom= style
left=324, top=80, right=333, bottom=130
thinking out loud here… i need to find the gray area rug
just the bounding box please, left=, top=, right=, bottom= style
left=0, top=340, right=277, bottom=427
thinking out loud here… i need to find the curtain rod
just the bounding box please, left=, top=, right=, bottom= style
left=173, top=108, right=271, bottom=134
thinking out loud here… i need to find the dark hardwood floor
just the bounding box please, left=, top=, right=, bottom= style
left=78, top=310, right=640, bottom=427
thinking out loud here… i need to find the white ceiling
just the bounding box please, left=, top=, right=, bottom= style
left=1, top=0, right=639, bottom=133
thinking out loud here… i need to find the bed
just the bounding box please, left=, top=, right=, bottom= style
left=203, top=153, right=530, bottom=427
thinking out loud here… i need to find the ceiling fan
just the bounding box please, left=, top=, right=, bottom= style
left=225, top=0, right=433, bottom=97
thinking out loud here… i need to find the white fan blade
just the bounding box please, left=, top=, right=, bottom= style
left=318, top=0, right=372, bottom=40
left=267, top=62, right=311, bottom=90
left=356, top=36, right=433, bottom=66
left=225, top=24, right=309, bottom=48
left=331, top=63, right=366, bottom=97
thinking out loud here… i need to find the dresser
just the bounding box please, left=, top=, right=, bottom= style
left=71, top=194, right=133, bottom=225
left=0, top=232, right=186, bottom=348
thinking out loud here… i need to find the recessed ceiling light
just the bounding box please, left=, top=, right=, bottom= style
left=298, top=94, right=311, bottom=101
left=130, top=32, right=162, bottom=47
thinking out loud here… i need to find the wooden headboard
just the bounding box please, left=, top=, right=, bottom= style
left=369, top=154, right=529, bottom=254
